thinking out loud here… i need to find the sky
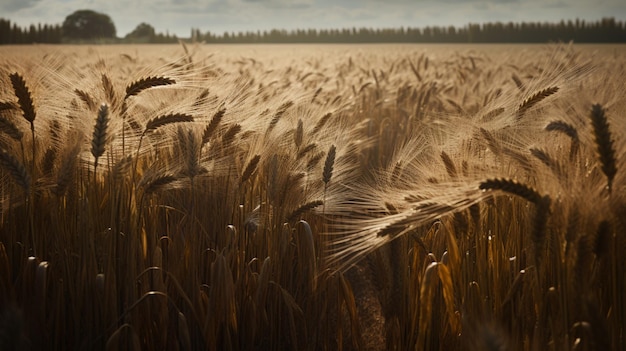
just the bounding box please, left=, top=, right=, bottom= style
left=1, top=0, right=625, bottom=38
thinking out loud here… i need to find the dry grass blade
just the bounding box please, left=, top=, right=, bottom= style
left=143, top=113, right=194, bottom=135
left=202, top=108, right=225, bottom=146
left=9, top=72, right=36, bottom=125
left=287, top=200, right=323, bottom=222
left=479, top=178, right=542, bottom=204
left=323, top=144, right=336, bottom=185
left=480, top=107, right=505, bottom=121
left=0, top=147, right=30, bottom=193
left=125, top=76, right=176, bottom=99
left=589, top=104, right=617, bottom=191
left=0, top=116, right=23, bottom=141
left=516, top=86, right=559, bottom=119
left=91, top=104, right=109, bottom=161
left=240, top=154, right=261, bottom=183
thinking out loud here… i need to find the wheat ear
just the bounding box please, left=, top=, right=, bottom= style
left=545, top=120, right=580, bottom=160
left=479, top=178, right=542, bottom=204
left=516, top=86, right=559, bottom=119
left=124, top=76, right=175, bottom=100
left=589, top=104, right=617, bottom=192
left=91, top=104, right=109, bottom=173
left=202, top=108, right=225, bottom=146
left=0, top=147, right=30, bottom=193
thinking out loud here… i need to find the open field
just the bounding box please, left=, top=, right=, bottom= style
left=0, top=43, right=625, bottom=350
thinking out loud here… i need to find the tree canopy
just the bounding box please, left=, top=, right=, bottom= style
left=126, top=22, right=156, bottom=39
left=62, top=10, right=116, bottom=40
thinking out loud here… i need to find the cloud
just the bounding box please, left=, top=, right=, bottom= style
left=0, top=0, right=42, bottom=12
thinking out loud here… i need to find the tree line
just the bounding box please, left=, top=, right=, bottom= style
left=196, top=18, right=625, bottom=43
left=1, top=13, right=625, bottom=45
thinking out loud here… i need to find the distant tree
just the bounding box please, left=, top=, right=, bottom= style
left=126, top=22, right=155, bottom=39
left=62, top=10, right=116, bottom=40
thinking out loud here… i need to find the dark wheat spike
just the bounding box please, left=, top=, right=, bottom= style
left=91, top=104, right=109, bottom=160
left=323, top=145, right=336, bottom=185
left=0, top=116, right=23, bottom=141
left=545, top=120, right=578, bottom=140
left=479, top=178, right=542, bottom=204
left=240, top=155, right=261, bottom=183
left=0, top=148, right=30, bottom=193
left=125, top=76, right=176, bottom=100
left=286, top=200, right=324, bottom=222
left=202, top=108, right=225, bottom=146
left=9, top=73, right=36, bottom=125
left=516, top=86, right=559, bottom=119
left=589, top=104, right=617, bottom=191
left=143, top=113, right=194, bottom=135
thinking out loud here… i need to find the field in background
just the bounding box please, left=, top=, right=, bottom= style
left=0, top=43, right=625, bottom=350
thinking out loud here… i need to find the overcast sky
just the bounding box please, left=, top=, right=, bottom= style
left=2, top=0, right=625, bottom=38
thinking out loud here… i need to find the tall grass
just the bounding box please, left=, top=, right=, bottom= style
left=0, top=43, right=624, bottom=350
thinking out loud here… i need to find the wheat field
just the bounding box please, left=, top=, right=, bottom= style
left=0, top=43, right=625, bottom=350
